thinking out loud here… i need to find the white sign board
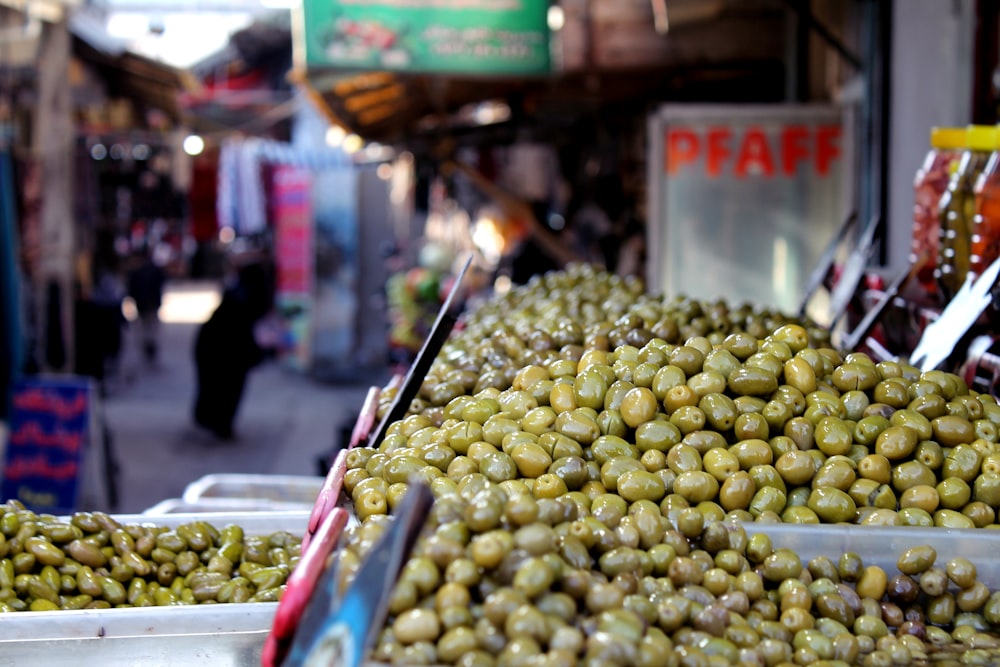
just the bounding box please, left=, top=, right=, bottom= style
left=647, top=104, right=848, bottom=316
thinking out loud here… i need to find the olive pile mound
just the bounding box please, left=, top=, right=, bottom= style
left=400, top=263, right=831, bottom=411
left=376, top=292, right=1000, bottom=528
left=0, top=501, right=301, bottom=611
left=328, top=265, right=1000, bottom=665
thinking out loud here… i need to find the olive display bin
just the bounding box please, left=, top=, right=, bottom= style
left=742, top=522, right=1000, bottom=577
left=181, top=473, right=326, bottom=506
left=141, top=474, right=326, bottom=515
left=6, top=507, right=1000, bottom=666
left=0, top=511, right=308, bottom=667
left=143, top=497, right=315, bottom=515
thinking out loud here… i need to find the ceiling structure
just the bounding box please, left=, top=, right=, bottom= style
left=5, top=0, right=854, bottom=153
left=296, top=0, right=804, bottom=148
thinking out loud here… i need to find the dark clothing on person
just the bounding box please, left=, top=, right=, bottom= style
left=127, top=259, right=166, bottom=363
left=510, top=238, right=560, bottom=284
left=74, top=299, right=122, bottom=382
left=75, top=272, right=126, bottom=390
left=192, top=263, right=274, bottom=440
left=127, top=260, right=165, bottom=315
left=508, top=201, right=560, bottom=284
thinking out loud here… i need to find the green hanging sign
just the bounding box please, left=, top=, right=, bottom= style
left=301, top=0, right=551, bottom=75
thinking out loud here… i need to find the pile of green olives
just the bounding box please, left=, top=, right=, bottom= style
left=0, top=500, right=301, bottom=611
left=372, top=276, right=1000, bottom=529
left=336, top=266, right=1000, bottom=665
left=392, top=264, right=830, bottom=413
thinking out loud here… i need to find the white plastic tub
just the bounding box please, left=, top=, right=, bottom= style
left=0, top=511, right=308, bottom=667
left=181, top=474, right=325, bottom=507
left=744, top=522, right=1000, bottom=584
left=143, top=497, right=315, bottom=515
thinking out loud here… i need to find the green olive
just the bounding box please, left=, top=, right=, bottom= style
left=853, top=416, right=890, bottom=447
left=808, top=488, right=857, bottom=523
left=728, top=367, right=779, bottom=397
left=856, top=454, right=891, bottom=484
left=699, top=393, right=738, bottom=432
left=889, top=409, right=933, bottom=441
left=734, top=412, right=770, bottom=441
left=718, top=471, right=755, bottom=512
left=943, top=444, right=983, bottom=483
left=812, top=459, right=856, bottom=492
left=875, top=425, right=919, bottom=461
left=620, top=387, right=659, bottom=428
left=908, top=393, right=948, bottom=420
left=784, top=357, right=818, bottom=394
left=831, top=363, right=879, bottom=393
left=670, top=345, right=706, bottom=377
left=933, top=415, right=976, bottom=447
left=937, top=477, right=972, bottom=510
left=899, top=485, right=939, bottom=513
left=749, top=487, right=787, bottom=518
left=702, top=448, right=740, bottom=481
left=651, top=365, right=687, bottom=401
left=891, top=461, right=936, bottom=493
left=672, top=471, right=720, bottom=504
left=975, top=472, right=1000, bottom=506
left=616, top=470, right=666, bottom=503
left=634, top=420, right=682, bottom=453
left=783, top=417, right=815, bottom=450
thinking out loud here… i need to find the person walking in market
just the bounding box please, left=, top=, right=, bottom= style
left=126, top=245, right=166, bottom=366
left=192, top=258, right=276, bottom=441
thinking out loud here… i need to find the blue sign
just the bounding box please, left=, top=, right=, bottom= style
left=1, top=377, right=92, bottom=513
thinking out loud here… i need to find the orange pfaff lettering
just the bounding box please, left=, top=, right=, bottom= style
left=734, top=127, right=776, bottom=178
left=666, top=128, right=700, bottom=175
left=705, top=128, right=732, bottom=178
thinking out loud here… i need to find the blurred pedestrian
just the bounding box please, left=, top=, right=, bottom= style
left=192, top=260, right=275, bottom=441
left=75, top=250, right=127, bottom=394
left=126, top=246, right=166, bottom=365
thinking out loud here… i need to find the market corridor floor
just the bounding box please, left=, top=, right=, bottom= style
left=101, top=281, right=381, bottom=514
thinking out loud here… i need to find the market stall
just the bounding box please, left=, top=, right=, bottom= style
left=6, top=2, right=1000, bottom=666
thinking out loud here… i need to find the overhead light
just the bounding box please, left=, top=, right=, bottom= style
left=473, top=101, right=511, bottom=126
left=326, top=125, right=346, bottom=147
left=260, top=0, right=298, bottom=7
left=547, top=5, right=565, bottom=31
left=342, top=133, right=364, bottom=154
left=183, top=134, right=205, bottom=156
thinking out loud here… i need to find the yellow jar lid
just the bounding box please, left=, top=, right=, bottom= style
left=930, top=127, right=966, bottom=150
left=966, top=125, right=998, bottom=152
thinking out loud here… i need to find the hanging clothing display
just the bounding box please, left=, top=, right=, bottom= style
left=217, top=138, right=267, bottom=235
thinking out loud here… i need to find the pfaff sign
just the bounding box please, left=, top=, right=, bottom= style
left=665, top=124, right=842, bottom=178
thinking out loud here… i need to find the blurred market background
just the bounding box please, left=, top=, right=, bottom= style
left=0, top=0, right=996, bottom=514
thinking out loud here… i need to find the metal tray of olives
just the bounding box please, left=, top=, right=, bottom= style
left=0, top=511, right=308, bottom=667
left=181, top=473, right=325, bottom=506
